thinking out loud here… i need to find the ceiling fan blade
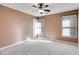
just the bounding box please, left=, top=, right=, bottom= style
left=44, top=9, right=50, bottom=12
left=32, top=5, right=37, bottom=8
left=44, top=5, right=48, bottom=8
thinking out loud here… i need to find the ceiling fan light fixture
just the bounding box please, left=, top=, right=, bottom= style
left=38, top=9, right=44, bottom=13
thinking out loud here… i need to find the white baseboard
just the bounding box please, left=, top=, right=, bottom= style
left=0, top=41, right=25, bottom=50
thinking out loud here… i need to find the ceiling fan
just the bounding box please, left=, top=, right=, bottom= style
left=32, top=3, right=51, bottom=14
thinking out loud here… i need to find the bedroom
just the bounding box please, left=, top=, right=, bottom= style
left=0, top=3, right=79, bottom=55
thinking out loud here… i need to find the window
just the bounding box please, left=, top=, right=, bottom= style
left=33, top=18, right=43, bottom=38
left=35, top=21, right=42, bottom=35
left=62, top=15, right=77, bottom=37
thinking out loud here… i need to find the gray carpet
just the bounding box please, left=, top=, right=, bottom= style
left=0, top=37, right=79, bottom=55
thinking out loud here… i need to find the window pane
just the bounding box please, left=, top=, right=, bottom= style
left=62, top=20, right=70, bottom=27
left=70, top=28, right=77, bottom=37
left=35, top=22, right=42, bottom=28
left=62, top=28, right=70, bottom=37
left=62, top=15, right=77, bottom=27
left=35, top=22, right=42, bottom=35
left=70, top=15, right=77, bottom=27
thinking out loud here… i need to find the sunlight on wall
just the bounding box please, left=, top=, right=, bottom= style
left=12, top=24, right=23, bottom=42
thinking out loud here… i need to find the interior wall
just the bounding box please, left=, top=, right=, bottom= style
left=44, top=10, right=78, bottom=43
left=78, top=10, right=79, bottom=44
left=0, top=5, right=34, bottom=47
left=44, top=14, right=61, bottom=40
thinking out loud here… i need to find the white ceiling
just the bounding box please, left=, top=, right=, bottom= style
left=0, top=3, right=79, bottom=17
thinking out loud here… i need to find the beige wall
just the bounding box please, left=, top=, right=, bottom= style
left=44, top=10, right=78, bottom=43
left=0, top=5, right=34, bottom=47
left=78, top=10, right=79, bottom=43
left=44, top=14, right=61, bottom=40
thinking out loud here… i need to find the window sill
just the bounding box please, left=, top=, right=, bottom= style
left=62, top=36, right=77, bottom=39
